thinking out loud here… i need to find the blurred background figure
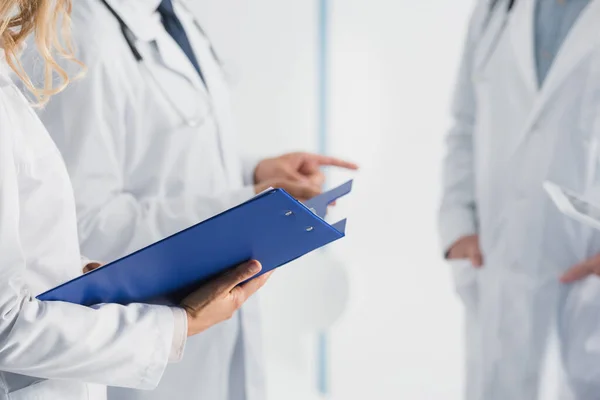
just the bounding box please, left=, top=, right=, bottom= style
left=440, top=0, right=600, bottom=399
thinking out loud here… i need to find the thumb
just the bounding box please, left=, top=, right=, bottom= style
left=233, top=271, right=273, bottom=304
left=219, top=260, right=263, bottom=292
left=561, top=263, right=592, bottom=284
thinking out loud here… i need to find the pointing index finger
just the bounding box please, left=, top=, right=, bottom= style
left=313, top=155, right=359, bottom=170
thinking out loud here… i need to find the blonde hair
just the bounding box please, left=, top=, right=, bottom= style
left=0, top=0, right=82, bottom=104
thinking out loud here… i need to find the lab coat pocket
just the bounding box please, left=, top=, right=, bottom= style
left=448, top=258, right=479, bottom=311
left=560, top=276, right=600, bottom=393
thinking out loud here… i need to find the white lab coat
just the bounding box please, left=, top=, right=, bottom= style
left=26, top=0, right=265, bottom=399
left=440, top=0, right=600, bottom=399
left=0, top=53, right=177, bottom=399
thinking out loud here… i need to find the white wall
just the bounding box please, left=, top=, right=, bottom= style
left=193, top=1, right=474, bottom=399
left=327, top=2, right=473, bottom=399
left=192, top=0, right=319, bottom=156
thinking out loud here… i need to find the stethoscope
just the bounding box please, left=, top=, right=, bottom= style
left=490, top=0, right=516, bottom=12
left=99, top=0, right=221, bottom=128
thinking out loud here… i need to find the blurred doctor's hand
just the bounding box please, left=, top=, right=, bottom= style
left=254, top=152, right=358, bottom=187
left=561, top=254, right=600, bottom=283
left=447, top=234, right=484, bottom=268
left=255, top=179, right=321, bottom=202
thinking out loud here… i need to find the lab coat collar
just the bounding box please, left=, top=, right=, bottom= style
left=153, top=30, right=208, bottom=93
left=500, top=0, right=600, bottom=160
left=153, top=0, right=208, bottom=93
left=103, top=0, right=162, bottom=41
left=534, top=0, right=600, bottom=105
left=510, top=0, right=600, bottom=148
left=103, top=0, right=208, bottom=93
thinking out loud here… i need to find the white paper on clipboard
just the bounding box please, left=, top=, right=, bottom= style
left=544, top=181, right=600, bottom=230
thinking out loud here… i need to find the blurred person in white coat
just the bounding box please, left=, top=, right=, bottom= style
left=22, top=0, right=358, bottom=399
left=439, top=0, right=600, bottom=399
left=0, top=1, right=271, bottom=398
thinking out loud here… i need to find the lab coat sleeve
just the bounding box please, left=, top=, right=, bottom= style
left=438, top=3, right=488, bottom=255
left=169, top=307, right=188, bottom=363
left=0, top=117, right=175, bottom=389
left=80, top=255, right=91, bottom=270
left=80, top=255, right=101, bottom=271
left=37, top=53, right=254, bottom=262
left=241, top=155, right=262, bottom=186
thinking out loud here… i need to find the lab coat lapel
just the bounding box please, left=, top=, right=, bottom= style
left=532, top=0, right=600, bottom=113
left=508, top=0, right=538, bottom=96
left=509, top=0, right=600, bottom=153
left=154, top=33, right=208, bottom=95
left=103, top=0, right=206, bottom=95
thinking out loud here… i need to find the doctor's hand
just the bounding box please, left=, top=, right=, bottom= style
left=181, top=260, right=272, bottom=337
left=83, top=262, right=103, bottom=274
left=447, top=235, right=484, bottom=268
left=255, top=179, right=322, bottom=202
left=254, top=152, right=358, bottom=187
left=561, top=254, right=600, bottom=283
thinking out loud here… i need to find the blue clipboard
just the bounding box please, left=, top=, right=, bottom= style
left=37, top=180, right=353, bottom=306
